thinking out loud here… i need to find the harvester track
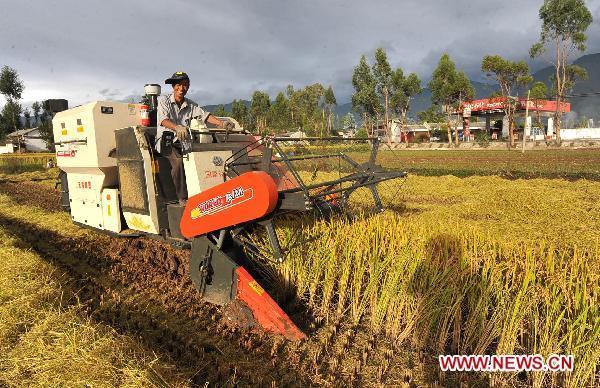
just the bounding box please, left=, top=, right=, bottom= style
left=0, top=181, right=63, bottom=212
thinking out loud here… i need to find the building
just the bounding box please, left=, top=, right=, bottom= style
left=363, top=120, right=431, bottom=143
left=6, top=127, right=49, bottom=152
left=459, top=97, right=571, bottom=140
left=561, top=127, right=600, bottom=140
left=0, top=144, right=15, bottom=154
left=388, top=120, right=430, bottom=142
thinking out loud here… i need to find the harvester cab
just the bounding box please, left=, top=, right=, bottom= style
left=53, top=85, right=407, bottom=340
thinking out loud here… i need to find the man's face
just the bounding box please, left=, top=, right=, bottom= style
left=173, top=80, right=190, bottom=100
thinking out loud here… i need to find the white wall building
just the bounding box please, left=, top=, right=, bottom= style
left=560, top=127, right=600, bottom=140
left=0, top=144, right=15, bottom=154
left=6, top=128, right=49, bottom=152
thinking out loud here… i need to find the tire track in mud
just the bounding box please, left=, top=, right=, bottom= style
left=0, top=212, right=307, bottom=387
left=0, top=181, right=61, bottom=212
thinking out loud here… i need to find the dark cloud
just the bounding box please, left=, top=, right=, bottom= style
left=1, top=0, right=599, bottom=107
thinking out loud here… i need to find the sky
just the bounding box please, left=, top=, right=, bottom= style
left=1, top=0, right=600, bottom=109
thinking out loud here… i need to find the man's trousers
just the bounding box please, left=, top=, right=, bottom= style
left=164, top=146, right=188, bottom=201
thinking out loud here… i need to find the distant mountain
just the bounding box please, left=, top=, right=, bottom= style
left=202, top=100, right=249, bottom=113
left=531, top=53, right=600, bottom=121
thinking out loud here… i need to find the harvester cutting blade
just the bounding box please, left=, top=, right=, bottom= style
left=190, top=235, right=306, bottom=340
left=235, top=267, right=306, bottom=341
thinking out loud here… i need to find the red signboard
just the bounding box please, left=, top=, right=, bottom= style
left=460, top=97, right=569, bottom=114
left=518, top=99, right=570, bottom=112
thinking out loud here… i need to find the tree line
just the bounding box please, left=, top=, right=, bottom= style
left=211, top=83, right=339, bottom=137
left=0, top=0, right=591, bottom=148
left=0, top=66, right=54, bottom=149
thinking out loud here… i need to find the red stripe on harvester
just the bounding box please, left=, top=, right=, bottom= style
left=235, top=267, right=306, bottom=341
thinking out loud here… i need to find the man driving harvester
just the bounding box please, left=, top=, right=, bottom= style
left=156, top=71, right=234, bottom=205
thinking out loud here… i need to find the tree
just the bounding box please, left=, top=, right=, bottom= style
left=529, top=81, right=548, bottom=128
left=302, top=83, right=326, bottom=135
left=38, top=120, right=54, bottom=152
left=0, top=66, right=25, bottom=136
left=372, top=48, right=392, bottom=142
left=285, top=83, right=325, bottom=136
left=481, top=55, right=532, bottom=147
left=37, top=103, right=55, bottom=152
left=355, top=127, right=368, bottom=138
left=429, top=53, right=474, bottom=145
left=286, top=85, right=300, bottom=128
left=0, top=100, right=22, bottom=137
left=231, top=99, right=249, bottom=128
left=268, top=92, right=291, bottom=134
left=212, top=104, right=227, bottom=117
left=32, top=101, right=41, bottom=126
left=0, top=66, right=24, bottom=101
left=417, top=105, right=445, bottom=124
left=352, top=55, right=380, bottom=137
left=452, top=71, right=475, bottom=145
left=23, top=107, right=31, bottom=128
left=250, top=91, right=271, bottom=135
left=323, top=86, right=337, bottom=135
left=529, top=0, right=593, bottom=141
left=390, top=68, right=422, bottom=143
left=342, top=112, right=356, bottom=131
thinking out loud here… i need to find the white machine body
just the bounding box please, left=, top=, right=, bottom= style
left=53, top=101, right=143, bottom=233
left=54, top=100, right=244, bottom=235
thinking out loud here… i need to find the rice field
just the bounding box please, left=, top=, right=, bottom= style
left=0, top=209, right=191, bottom=387
left=0, top=153, right=54, bottom=174
left=369, top=148, right=600, bottom=180
left=0, top=149, right=599, bottom=386
left=297, top=144, right=600, bottom=180
left=255, top=174, right=600, bottom=387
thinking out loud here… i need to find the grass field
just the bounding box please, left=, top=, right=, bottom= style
left=2, top=148, right=600, bottom=179
left=0, top=149, right=598, bottom=386
left=373, top=148, right=600, bottom=180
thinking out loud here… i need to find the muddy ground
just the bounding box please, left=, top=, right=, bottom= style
left=0, top=180, right=449, bottom=387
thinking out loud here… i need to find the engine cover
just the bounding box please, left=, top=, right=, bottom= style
left=180, top=171, right=278, bottom=239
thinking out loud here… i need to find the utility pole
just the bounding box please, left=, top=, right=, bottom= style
left=522, top=90, right=530, bottom=154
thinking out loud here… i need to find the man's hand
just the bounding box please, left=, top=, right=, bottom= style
left=222, top=121, right=235, bottom=131
left=175, top=125, right=190, bottom=141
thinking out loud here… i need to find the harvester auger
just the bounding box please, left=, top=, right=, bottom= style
left=53, top=96, right=406, bottom=341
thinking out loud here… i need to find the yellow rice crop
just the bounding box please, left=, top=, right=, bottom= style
left=0, top=166, right=597, bottom=386
left=0, top=153, right=54, bottom=173
left=0, top=216, right=191, bottom=387
left=258, top=175, right=600, bottom=387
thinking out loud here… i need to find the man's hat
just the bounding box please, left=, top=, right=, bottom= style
left=165, top=71, right=190, bottom=85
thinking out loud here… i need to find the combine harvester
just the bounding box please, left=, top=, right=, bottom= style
left=52, top=85, right=406, bottom=340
